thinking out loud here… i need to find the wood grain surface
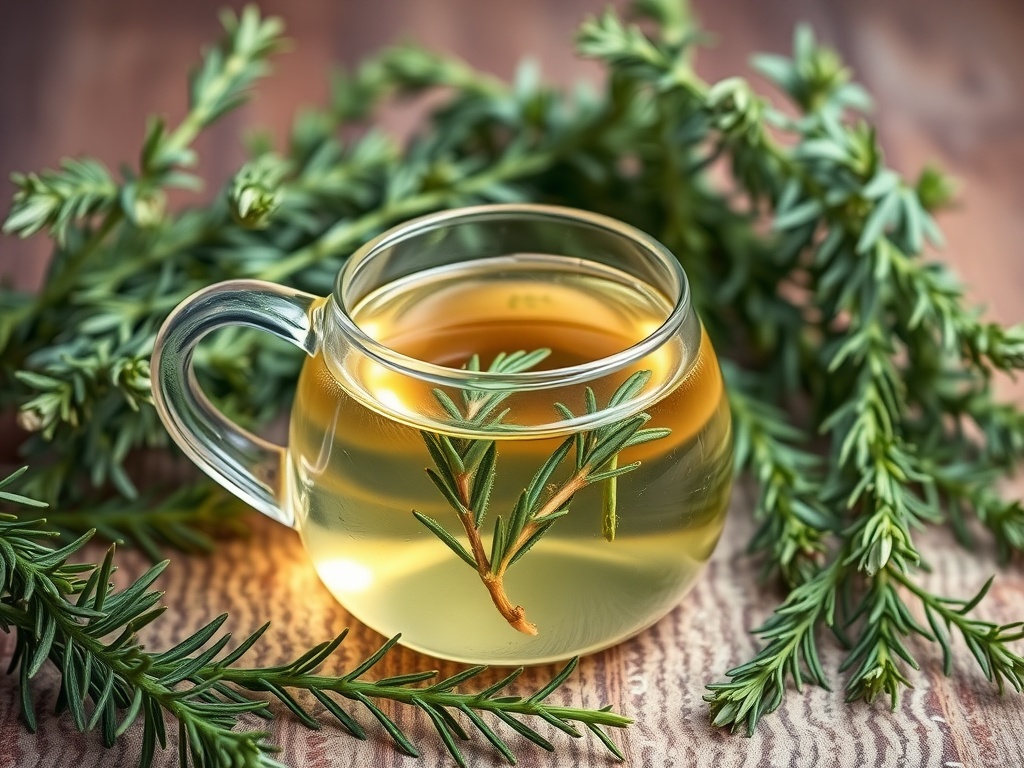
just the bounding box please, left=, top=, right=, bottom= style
left=2, top=1, right=1024, bottom=767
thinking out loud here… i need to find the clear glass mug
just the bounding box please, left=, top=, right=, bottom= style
left=152, top=204, right=733, bottom=665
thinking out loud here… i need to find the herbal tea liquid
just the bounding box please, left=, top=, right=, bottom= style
left=287, top=255, right=732, bottom=664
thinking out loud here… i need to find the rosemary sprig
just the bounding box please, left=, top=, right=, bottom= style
left=413, top=352, right=670, bottom=635
left=0, top=468, right=629, bottom=767
left=722, top=362, right=832, bottom=587
left=19, top=481, right=248, bottom=562
left=704, top=558, right=844, bottom=734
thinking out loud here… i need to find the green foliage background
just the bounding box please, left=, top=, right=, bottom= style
left=1, top=1, right=1023, bottom=764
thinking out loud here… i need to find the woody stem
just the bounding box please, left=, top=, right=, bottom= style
left=453, top=472, right=539, bottom=636
left=495, top=473, right=589, bottom=579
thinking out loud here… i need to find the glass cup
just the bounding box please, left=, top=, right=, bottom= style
left=152, top=203, right=733, bottom=665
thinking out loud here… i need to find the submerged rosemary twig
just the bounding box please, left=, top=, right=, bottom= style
left=411, top=350, right=670, bottom=635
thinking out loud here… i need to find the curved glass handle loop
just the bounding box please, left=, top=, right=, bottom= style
left=151, top=280, right=320, bottom=527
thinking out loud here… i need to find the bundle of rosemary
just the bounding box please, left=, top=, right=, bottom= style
left=1, top=1, right=1023, bottom=765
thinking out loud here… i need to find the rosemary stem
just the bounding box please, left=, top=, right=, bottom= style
left=497, top=473, right=588, bottom=580
left=209, top=668, right=633, bottom=727
left=886, top=567, right=952, bottom=618
left=601, top=455, right=619, bottom=542
left=37, top=209, right=123, bottom=310
left=481, top=575, right=537, bottom=636
left=455, top=473, right=492, bottom=574
left=451, top=468, right=537, bottom=635
left=259, top=151, right=556, bottom=283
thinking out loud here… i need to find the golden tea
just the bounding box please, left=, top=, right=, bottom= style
left=287, top=254, right=732, bottom=664
left=153, top=205, right=735, bottom=665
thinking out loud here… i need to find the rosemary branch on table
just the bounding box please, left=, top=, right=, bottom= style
left=2, top=0, right=1024, bottom=764
left=0, top=467, right=629, bottom=768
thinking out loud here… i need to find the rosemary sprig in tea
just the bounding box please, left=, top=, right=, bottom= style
left=412, top=351, right=670, bottom=635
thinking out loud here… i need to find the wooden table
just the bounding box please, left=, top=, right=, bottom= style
left=2, top=1, right=1023, bottom=765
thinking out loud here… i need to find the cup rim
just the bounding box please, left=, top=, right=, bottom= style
left=330, top=203, right=690, bottom=390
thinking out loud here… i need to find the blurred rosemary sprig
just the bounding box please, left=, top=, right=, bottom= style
left=573, top=0, right=1024, bottom=728
left=1, top=0, right=1022, bottom=759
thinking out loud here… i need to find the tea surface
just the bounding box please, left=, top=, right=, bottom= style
left=288, top=255, right=732, bottom=663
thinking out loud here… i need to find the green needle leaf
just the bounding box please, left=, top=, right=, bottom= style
left=412, top=511, right=477, bottom=568
left=524, top=437, right=574, bottom=513
left=528, top=657, right=579, bottom=704
left=469, top=442, right=498, bottom=526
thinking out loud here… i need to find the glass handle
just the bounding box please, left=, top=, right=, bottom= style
left=151, top=280, right=320, bottom=528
